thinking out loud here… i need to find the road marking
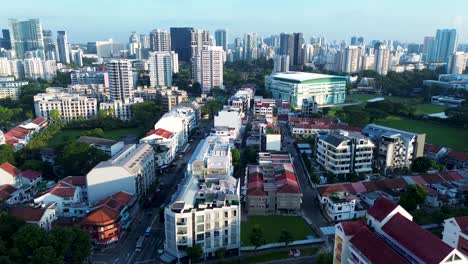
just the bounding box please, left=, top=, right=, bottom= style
left=112, top=258, right=120, bottom=264
left=126, top=251, right=136, bottom=264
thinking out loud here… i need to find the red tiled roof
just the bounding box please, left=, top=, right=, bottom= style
left=350, top=182, right=367, bottom=193
left=0, top=162, right=21, bottom=177
left=146, top=128, right=174, bottom=139
left=340, top=220, right=366, bottom=236
left=94, top=191, right=133, bottom=212
left=80, top=206, right=119, bottom=225
left=288, top=117, right=335, bottom=125
left=350, top=226, right=407, bottom=264
left=446, top=150, right=468, bottom=162
left=367, top=197, right=397, bottom=222
left=420, top=173, right=444, bottom=184
left=247, top=168, right=267, bottom=196
left=61, top=176, right=86, bottom=186
left=20, top=169, right=42, bottom=181
left=318, top=183, right=356, bottom=197
left=410, top=175, right=428, bottom=186
left=440, top=171, right=463, bottom=182
left=31, top=117, right=47, bottom=126
left=275, top=164, right=301, bottom=194
left=382, top=213, right=453, bottom=264
left=424, top=143, right=443, bottom=153
left=9, top=207, right=46, bottom=222
left=49, top=182, right=77, bottom=198
left=0, top=184, right=17, bottom=201
left=455, top=216, right=468, bottom=230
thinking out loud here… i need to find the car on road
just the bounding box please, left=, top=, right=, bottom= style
left=135, top=235, right=145, bottom=252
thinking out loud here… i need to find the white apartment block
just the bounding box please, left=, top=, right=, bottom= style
left=362, top=124, right=426, bottom=174
left=149, top=51, right=174, bottom=87
left=99, top=97, right=144, bottom=121
left=140, top=128, right=178, bottom=169
left=163, top=135, right=240, bottom=261
left=150, top=29, right=171, bottom=52
left=87, top=143, right=156, bottom=205
left=192, top=46, right=224, bottom=93
left=341, top=46, right=361, bottom=73
left=34, top=89, right=98, bottom=121
left=448, top=52, right=467, bottom=75
left=0, top=76, right=28, bottom=100
left=324, top=191, right=364, bottom=221
left=316, top=130, right=374, bottom=175
left=107, top=60, right=134, bottom=101
left=23, top=58, right=57, bottom=80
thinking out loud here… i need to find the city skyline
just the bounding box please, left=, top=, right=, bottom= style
left=1, top=0, right=467, bottom=44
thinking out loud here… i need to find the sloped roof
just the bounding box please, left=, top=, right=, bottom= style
left=48, top=182, right=77, bottom=198
left=9, top=207, right=46, bottom=222
left=318, top=183, right=356, bottom=197
left=0, top=184, right=17, bottom=201
left=446, top=150, right=468, bottom=162
left=0, top=162, right=21, bottom=177
left=367, top=197, right=397, bottom=222
left=61, top=176, right=86, bottom=186
left=350, top=226, right=407, bottom=264
left=382, top=213, right=453, bottom=264
left=455, top=216, right=468, bottom=230
left=31, top=117, right=47, bottom=126
left=340, top=220, right=366, bottom=236
left=20, top=169, right=42, bottom=181
left=80, top=206, right=119, bottom=225
left=146, top=128, right=174, bottom=139
left=424, top=143, right=443, bottom=153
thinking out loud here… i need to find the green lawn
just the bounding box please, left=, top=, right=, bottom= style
left=220, top=246, right=320, bottom=264
left=413, top=104, right=447, bottom=115
left=48, top=127, right=145, bottom=148
left=241, top=215, right=315, bottom=246
left=376, top=116, right=468, bottom=151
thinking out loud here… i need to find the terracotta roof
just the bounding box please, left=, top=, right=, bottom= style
left=420, top=173, right=444, bottom=184
left=20, top=169, right=42, bottom=181
left=446, top=150, right=468, bottom=162
left=80, top=206, right=119, bottom=225
left=340, top=220, right=366, bottom=236
left=382, top=213, right=453, bottom=264
left=367, top=197, right=397, bottom=222
left=61, top=176, right=86, bottom=186
left=146, top=128, right=174, bottom=139
left=247, top=168, right=266, bottom=196
left=0, top=162, right=21, bottom=177
left=455, top=216, right=468, bottom=230
left=275, top=164, right=301, bottom=194
left=0, top=184, right=17, bottom=201
left=424, top=143, right=443, bottom=153
left=350, top=226, right=407, bottom=264
left=9, top=207, right=46, bottom=222
left=318, top=183, right=356, bottom=197
left=31, top=117, right=47, bottom=126
left=48, top=182, right=77, bottom=198
left=94, top=191, right=133, bottom=212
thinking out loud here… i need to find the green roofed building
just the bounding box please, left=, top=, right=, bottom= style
left=265, top=71, right=347, bottom=108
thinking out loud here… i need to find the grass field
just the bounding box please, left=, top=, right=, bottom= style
left=376, top=116, right=468, bottom=151
left=221, top=246, right=320, bottom=264
left=48, top=127, right=145, bottom=148
left=241, top=215, right=315, bottom=246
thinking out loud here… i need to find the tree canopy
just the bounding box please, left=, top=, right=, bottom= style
left=410, top=157, right=433, bottom=173
left=130, top=101, right=163, bottom=130
left=249, top=225, right=266, bottom=249
left=57, top=142, right=110, bottom=175
left=399, top=184, right=428, bottom=211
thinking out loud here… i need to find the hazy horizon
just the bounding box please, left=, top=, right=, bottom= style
left=1, top=0, right=467, bottom=44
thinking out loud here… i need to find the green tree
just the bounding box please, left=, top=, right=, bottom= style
left=316, top=252, right=333, bottom=264
left=19, top=159, right=45, bottom=171
left=81, top=128, right=105, bottom=138
left=67, top=227, right=91, bottom=263
left=49, top=109, right=61, bottom=121
left=231, top=148, right=241, bottom=170
left=0, top=145, right=15, bottom=165
left=278, top=229, right=293, bottom=246
left=411, top=157, right=433, bottom=173
left=131, top=101, right=163, bottom=130
left=186, top=243, right=203, bottom=262
left=399, top=184, right=428, bottom=211
left=249, top=225, right=266, bottom=249
left=32, top=246, right=62, bottom=264
left=13, top=224, right=46, bottom=262
left=244, top=147, right=258, bottom=164
left=57, top=142, right=110, bottom=175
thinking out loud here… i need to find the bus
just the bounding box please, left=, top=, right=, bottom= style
left=135, top=235, right=145, bottom=252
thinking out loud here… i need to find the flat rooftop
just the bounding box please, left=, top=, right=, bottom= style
left=270, top=71, right=346, bottom=82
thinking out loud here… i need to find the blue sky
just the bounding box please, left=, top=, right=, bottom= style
left=1, top=0, right=467, bottom=44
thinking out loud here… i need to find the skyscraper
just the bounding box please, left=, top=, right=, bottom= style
left=73, top=48, right=83, bottom=67
left=341, top=46, right=360, bottom=73
left=434, top=29, right=458, bottom=63
left=279, top=33, right=303, bottom=66
left=8, top=19, right=44, bottom=58
left=42, top=30, right=56, bottom=60
left=293, top=33, right=304, bottom=66
left=190, top=29, right=210, bottom=58
left=149, top=51, right=174, bottom=87
left=374, top=43, right=390, bottom=75
left=170, top=27, right=194, bottom=62
left=273, top=54, right=289, bottom=73
left=243, top=33, right=258, bottom=61
left=1, top=29, right=11, bottom=49
left=128, top=31, right=141, bottom=58
left=215, top=29, right=228, bottom=51
left=150, top=29, right=171, bottom=52
left=192, top=46, right=223, bottom=93
left=57, top=31, right=70, bottom=64
left=107, top=60, right=134, bottom=101
left=448, top=52, right=467, bottom=74
left=279, top=33, right=293, bottom=61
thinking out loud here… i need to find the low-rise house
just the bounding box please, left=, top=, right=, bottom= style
left=424, top=143, right=449, bottom=161
left=61, top=176, right=88, bottom=204
left=444, top=151, right=468, bottom=169
left=34, top=180, right=87, bottom=218
left=334, top=197, right=467, bottom=264
left=140, top=128, right=177, bottom=169
left=9, top=203, right=58, bottom=230
left=3, top=118, right=48, bottom=149
left=80, top=191, right=135, bottom=246
left=442, top=216, right=468, bottom=257
left=324, top=191, right=366, bottom=221
left=77, top=136, right=124, bottom=157
left=254, top=98, right=275, bottom=117
left=0, top=162, right=22, bottom=186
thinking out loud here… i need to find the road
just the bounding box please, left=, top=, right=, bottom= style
left=280, top=123, right=330, bottom=228
left=90, top=119, right=213, bottom=264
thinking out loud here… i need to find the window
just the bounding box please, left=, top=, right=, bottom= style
left=196, top=234, right=204, bottom=241
left=224, top=212, right=228, bottom=218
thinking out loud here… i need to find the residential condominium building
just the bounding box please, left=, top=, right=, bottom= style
left=162, top=135, right=240, bottom=261
left=150, top=29, right=171, bottom=52
left=23, top=58, right=57, bottom=80
left=214, top=29, right=228, bottom=51
left=266, top=72, right=346, bottom=108
left=8, top=19, right=44, bottom=59
left=0, top=76, right=28, bottom=100
left=362, top=124, right=426, bottom=175
left=86, top=143, right=156, bottom=205
left=316, top=130, right=374, bottom=175
left=448, top=52, right=467, bottom=75
left=333, top=197, right=466, bottom=264
left=246, top=152, right=302, bottom=214
left=71, top=70, right=109, bottom=86
left=34, top=88, right=98, bottom=121
left=155, top=86, right=188, bottom=112
left=149, top=51, right=176, bottom=87
left=192, top=46, right=224, bottom=93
